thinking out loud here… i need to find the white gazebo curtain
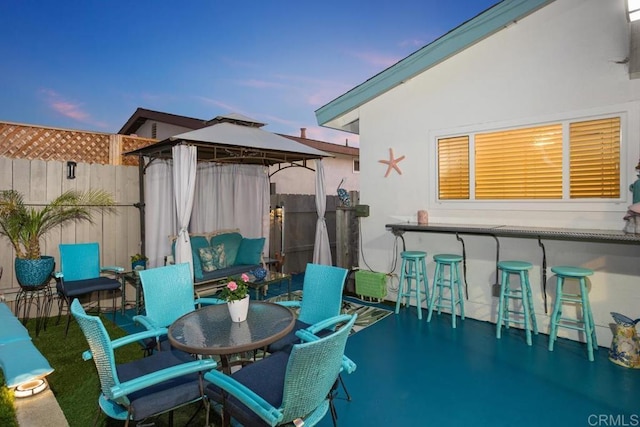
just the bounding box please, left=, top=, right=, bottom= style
left=172, top=145, right=198, bottom=276
left=191, top=163, right=270, bottom=244
left=143, top=158, right=176, bottom=269
left=144, top=160, right=270, bottom=268
left=313, top=160, right=332, bottom=265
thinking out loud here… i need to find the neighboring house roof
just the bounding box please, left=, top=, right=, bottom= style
left=118, top=107, right=207, bottom=135
left=119, top=107, right=358, bottom=156
left=314, top=0, right=554, bottom=133
left=279, top=134, right=358, bottom=157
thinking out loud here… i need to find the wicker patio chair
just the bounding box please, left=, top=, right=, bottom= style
left=71, top=299, right=217, bottom=426
left=205, top=313, right=357, bottom=427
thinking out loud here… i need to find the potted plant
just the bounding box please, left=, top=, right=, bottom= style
left=130, top=253, right=148, bottom=270
left=0, top=189, right=116, bottom=287
left=221, top=274, right=250, bottom=322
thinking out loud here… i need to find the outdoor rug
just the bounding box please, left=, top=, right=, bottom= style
left=265, top=290, right=392, bottom=335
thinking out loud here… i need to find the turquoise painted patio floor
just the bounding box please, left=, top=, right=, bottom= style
left=318, top=305, right=640, bottom=427
left=113, top=273, right=639, bottom=427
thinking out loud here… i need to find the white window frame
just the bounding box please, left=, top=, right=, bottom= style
left=428, top=102, right=639, bottom=213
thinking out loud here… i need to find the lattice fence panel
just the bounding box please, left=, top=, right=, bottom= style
left=0, top=123, right=110, bottom=163
left=0, top=122, right=157, bottom=166
left=121, top=135, right=156, bottom=166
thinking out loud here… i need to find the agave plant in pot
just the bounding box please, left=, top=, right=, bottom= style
left=0, top=189, right=116, bottom=287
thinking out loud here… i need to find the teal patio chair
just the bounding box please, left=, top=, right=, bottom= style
left=266, top=263, right=350, bottom=425
left=267, top=263, right=348, bottom=353
left=55, top=242, right=123, bottom=336
left=133, top=263, right=224, bottom=351
left=71, top=299, right=217, bottom=426
left=205, top=314, right=357, bottom=427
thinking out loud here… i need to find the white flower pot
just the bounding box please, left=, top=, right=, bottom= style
left=227, top=295, right=249, bottom=322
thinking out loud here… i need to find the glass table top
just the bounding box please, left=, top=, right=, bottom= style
left=168, top=301, right=295, bottom=356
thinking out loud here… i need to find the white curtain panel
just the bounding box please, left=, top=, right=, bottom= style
left=144, top=158, right=175, bottom=268
left=172, top=145, right=197, bottom=276
left=313, top=160, right=332, bottom=265
left=191, top=163, right=270, bottom=248
left=191, top=163, right=238, bottom=232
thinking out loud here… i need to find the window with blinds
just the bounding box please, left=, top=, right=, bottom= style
left=475, top=124, right=563, bottom=199
left=437, top=136, right=469, bottom=199
left=569, top=117, right=620, bottom=198
left=436, top=116, right=621, bottom=201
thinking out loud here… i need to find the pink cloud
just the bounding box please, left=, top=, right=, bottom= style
left=40, top=89, right=108, bottom=129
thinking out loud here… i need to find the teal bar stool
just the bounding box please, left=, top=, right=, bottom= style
left=394, top=251, right=429, bottom=319
left=427, top=254, right=464, bottom=328
left=496, top=260, right=538, bottom=345
left=548, top=266, right=598, bottom=361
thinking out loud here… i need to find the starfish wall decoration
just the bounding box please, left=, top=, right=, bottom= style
left=378, top=148, right=405, bottom=177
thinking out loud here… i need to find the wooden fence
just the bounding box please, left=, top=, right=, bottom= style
left=0, top=156, right=141, bottom=303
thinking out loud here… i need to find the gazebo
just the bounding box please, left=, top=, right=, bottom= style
left=126, top=113, right=334, bottom=272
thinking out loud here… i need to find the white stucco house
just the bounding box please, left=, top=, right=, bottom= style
left=119, top=108, right=359, bottom=196
left=316, top=0, right=640, bottom=347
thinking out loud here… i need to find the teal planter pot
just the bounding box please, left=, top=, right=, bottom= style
left=15, top=256, right=55, bottom=287
left=132, top=260, right=146, bottom=270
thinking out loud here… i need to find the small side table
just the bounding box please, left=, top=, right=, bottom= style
left=246, top=271, right=292, bottom=300
left=121, top=271, right=144, bottom=315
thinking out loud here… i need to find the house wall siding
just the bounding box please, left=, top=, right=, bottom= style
left=357, top=0, right=640, bottom=347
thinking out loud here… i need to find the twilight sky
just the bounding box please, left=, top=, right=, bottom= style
left=0, top=0, right=498, bottom=146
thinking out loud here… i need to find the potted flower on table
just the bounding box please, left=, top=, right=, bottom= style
left=221, top=273, right=250, bottom=322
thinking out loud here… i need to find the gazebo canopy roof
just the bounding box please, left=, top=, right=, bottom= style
left=126, top=116, right=330, bottom=167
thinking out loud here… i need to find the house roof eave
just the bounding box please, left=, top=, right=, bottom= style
left=315, top=0, right=555, bottom=133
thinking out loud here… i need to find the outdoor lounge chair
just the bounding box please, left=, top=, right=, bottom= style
left=55, top=242, right=123, bottom=336
left=71, top=299, right=217, bottom=426
left=204, top=313, right=357, bottom=427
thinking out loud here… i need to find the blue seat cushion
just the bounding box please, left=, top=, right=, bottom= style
left=205, top=351, right=289, bottom=427
left=0, top=303, right=30, bottom=345
left=267, top=320, right=333, bottom=354
left=0, top=340, right=54, bottom=388
left=57, top=276, right=121, bottom=297
left=197, top=264, right=260, bottom=284
left=116, top=349, right=204, bottom=420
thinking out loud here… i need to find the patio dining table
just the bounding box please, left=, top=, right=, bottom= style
left=167, top=301, right=295, bottom=374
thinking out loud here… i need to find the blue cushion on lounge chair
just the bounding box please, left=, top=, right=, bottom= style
left=0, top=303, right=30, bottom=345
left=0, top=339, right=54, bottom=388
left=206, top=351, right=289, bottom=427
left=56, top=276, right=121, bottom=297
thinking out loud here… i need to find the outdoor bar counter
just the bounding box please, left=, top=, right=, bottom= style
left=386, top=222, right=640, bottom=312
